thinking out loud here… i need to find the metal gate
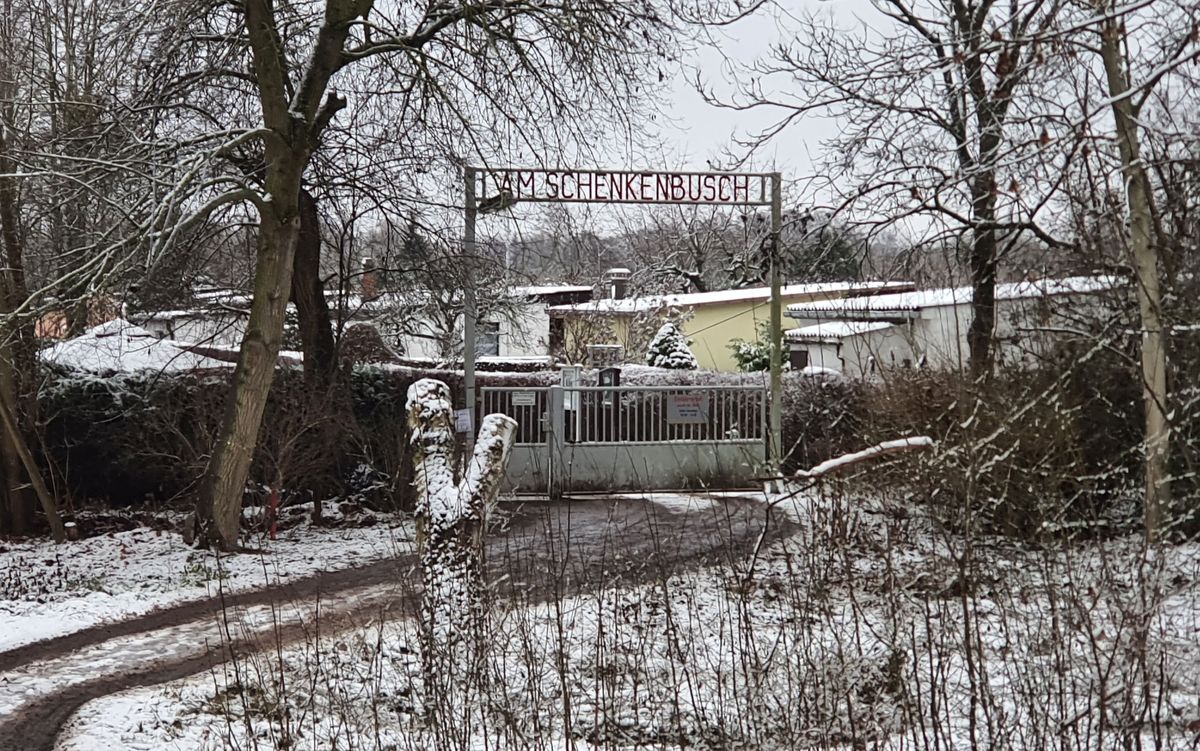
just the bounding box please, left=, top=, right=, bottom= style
left=480, top=384, right=767, bottom=496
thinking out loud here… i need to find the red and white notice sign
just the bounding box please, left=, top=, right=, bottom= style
left=483, top=169, right=772, bottom=206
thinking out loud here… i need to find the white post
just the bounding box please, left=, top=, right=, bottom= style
left=768, top=172, right=784, bottom=485
left=548, top=385, right=565, bottom=500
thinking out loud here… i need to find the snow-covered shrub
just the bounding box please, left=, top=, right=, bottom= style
left=339, top=322, right=401, bottom=365
left=343, top=463, right=392, bottom=510
left=843, top=356, right=1146, bottom=538
left=644, top=322, right=698, bottom=370
left=728, top=320, right=785, bottom=372
left=781, top=370, right=865, bottom=474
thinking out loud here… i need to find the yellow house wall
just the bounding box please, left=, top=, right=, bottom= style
left=560, top=289, right=853, bottom=371
left=679, top=300, right=772, bottom=371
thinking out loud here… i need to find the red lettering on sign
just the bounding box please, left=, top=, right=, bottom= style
left=518, top=171, right=535, bottom=198
left=593, top=173, right=608, bottom=201
left=485, top=170, right=768, bottom=205
left=655, top=174, right=670, bottom=201
left=669, top=174, right=685, bottom=201
left=733, top=175, right=750, bottom=202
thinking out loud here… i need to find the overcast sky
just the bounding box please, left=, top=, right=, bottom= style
left=482, top=1, right=878, bottom=239
left=655, top=0, right=871, bottom=179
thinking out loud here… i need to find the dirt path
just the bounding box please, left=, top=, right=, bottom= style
left=0, top=496, right=786, bottom=751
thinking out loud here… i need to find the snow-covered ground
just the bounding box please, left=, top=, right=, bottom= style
left=0, top=504, right=415, bottom=652
left=55, top=489, right=1200, bottom=750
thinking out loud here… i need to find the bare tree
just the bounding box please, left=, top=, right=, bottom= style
left=1080, top=0, right=1199, bottom=539
left=0, top=0, right=167, bottom=538
left=155, top=1, right=695, bottom=550
left=712, top=0, right=1074, bottom=375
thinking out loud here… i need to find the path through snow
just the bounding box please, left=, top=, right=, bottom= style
left=0, top=495, right=778, bottom=751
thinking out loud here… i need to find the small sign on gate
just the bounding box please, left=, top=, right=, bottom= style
left=561, top=365, right=582, bottom=411
left=455, top=408, right=473, bottom=433
left=667, top=393, right=709, bottom=424
left=511, top=390, right=538, bottom=407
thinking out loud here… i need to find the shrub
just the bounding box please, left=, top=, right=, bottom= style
left=36, top=362, right=569, bottom=513
left=817, top=355, right=1147, bottom=538
left=645, top=322, right=699, bottom=370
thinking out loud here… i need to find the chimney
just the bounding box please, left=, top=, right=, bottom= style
left=361, top=257, right=380, bottom=301
left=602, top=267, right=632, bottom=300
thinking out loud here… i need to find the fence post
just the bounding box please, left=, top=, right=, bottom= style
left=548, top=385, right=566, bottom=500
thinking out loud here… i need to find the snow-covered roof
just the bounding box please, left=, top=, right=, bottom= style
left=512, top=284, right=593, bottom=297
left=41, top=319, right=231, bottom=374
left=786, top=276, right=1123, bottom=319
left=786, top=321, right=897, bottom=343
left=549, top=281, right=913, bottom=315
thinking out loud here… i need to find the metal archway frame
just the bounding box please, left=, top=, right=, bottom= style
left=463, top=166, right=784, bottom=479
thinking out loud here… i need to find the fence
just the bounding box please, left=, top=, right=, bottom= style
left=480, top=386, right=550, bottom=445
left=564, top=385, right=764, bottom=444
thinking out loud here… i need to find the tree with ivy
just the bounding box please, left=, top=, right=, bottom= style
left=646, top=322, right=699, bottom=370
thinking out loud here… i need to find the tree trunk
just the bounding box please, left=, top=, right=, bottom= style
left=0, top=361, right=31, bottom=534
left=291, top=188, right=338, bottom=388
left=1099, top=19, right=1170, bottom=541
left=0, top=113, right=47, bottom=537
left=967, top=221, right=999, bottom=378
left=290, top=187, right=347, bottom=521
left=0, top=376, right=64, bottom=542
left=194, top=208, right=301, bottom=550
left=407, top=378, right=516, bottom=691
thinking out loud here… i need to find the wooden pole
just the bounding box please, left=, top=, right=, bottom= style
left=463, top=167, right=478, bottom=452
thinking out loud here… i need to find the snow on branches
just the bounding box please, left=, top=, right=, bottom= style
left=405, top=378, right=515, bottom=677
left=797, top=436, right=935, bottom=479
left=646, top=322, right=699, bottom=370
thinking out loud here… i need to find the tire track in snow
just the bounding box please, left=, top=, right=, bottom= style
left=0, top=496, right=784, bottom=751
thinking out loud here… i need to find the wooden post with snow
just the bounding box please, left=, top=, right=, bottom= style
left=406, top=378, right=516, bottom=690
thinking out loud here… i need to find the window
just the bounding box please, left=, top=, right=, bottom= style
left=477, top=321, right=500, bottom=356
left=789, top=349, right=809, bottom=370
left=548, top=317, right=565, bottom=354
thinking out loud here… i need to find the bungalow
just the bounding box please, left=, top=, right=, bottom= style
left=136, top=287, right=252, bottom=347
left=134, top=282, right=593, bottom=361
left=785, top=275, right=1124, bottom=376
left=549, top=274, right=915, bottom=371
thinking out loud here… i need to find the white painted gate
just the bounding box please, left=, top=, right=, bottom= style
left=480, top=385, right=767, bottom=496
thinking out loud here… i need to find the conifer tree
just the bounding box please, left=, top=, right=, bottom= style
left=646, top=322, right=699, bottom=370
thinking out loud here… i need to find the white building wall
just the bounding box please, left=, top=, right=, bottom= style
left=140, top=314, right=247, bottom=348
left=787, top=291, right=1111, bottom=377
left=802, top=342, right=842, bottom=370
left=391, top=300, right=552, bottom=360
left=499, top=303, right=551, bottom=357
left=839, top=326, right=916, bottom=377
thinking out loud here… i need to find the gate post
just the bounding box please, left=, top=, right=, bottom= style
left=547, top=385, right=566, bottom=500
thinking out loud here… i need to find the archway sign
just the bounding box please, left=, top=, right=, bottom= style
left=463, top=166, right=785, bottom=481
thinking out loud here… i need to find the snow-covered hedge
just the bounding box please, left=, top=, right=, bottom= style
left=34, top=347, right=1174, bottom=539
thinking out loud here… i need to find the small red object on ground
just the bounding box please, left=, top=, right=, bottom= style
left=268, top=488, right=279, bottom=540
